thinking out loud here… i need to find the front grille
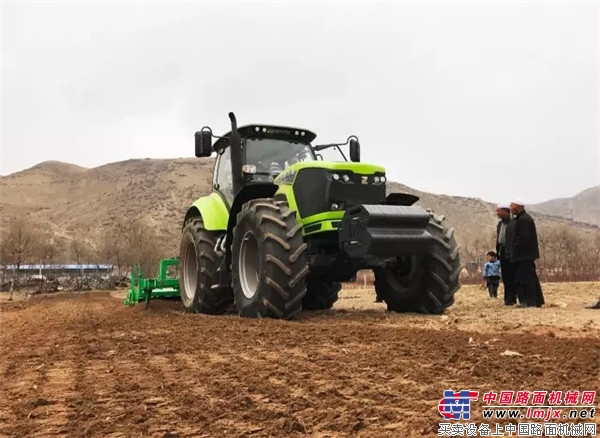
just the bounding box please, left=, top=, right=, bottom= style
left=329, top=179, right=385, bottom=208
left=292, top=168, right=386, bottom=218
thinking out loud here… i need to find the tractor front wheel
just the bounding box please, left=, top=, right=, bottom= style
left=373, top=212, right=462, bottom=314
left=231, top=198, right=308, bottom=319
left=179, top=217, right=233, bottom=314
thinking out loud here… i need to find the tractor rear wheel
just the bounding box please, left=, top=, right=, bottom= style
left=179, top=217, right=233, bottom=314
left=373, top=212, right=462, bottom=314
left=231, top=198, right=308, bottom=319
left=302, top=279, right=341, bottom=310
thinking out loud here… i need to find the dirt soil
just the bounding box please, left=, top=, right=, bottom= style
left=1, top=282, right=599, bottom=437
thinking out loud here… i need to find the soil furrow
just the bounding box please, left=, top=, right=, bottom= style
left=0, top=285, right=598, bottom=437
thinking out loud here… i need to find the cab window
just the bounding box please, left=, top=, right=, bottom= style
left=215, top=148, right=234, bottom=205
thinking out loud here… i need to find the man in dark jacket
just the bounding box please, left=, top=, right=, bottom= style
left=495, top=204, right=518, bottom=305
left=509, top=200, right=545, bottom=307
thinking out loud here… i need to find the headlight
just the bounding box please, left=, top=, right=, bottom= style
left=380, top=176, right=386, bottom=182
left=374, top=176, right=380, bottom=183
left=242, top=164, right=256, bottom=174
left=332, top=173, right=340, bottom=181
left=342, top=174, right=350, bottom=182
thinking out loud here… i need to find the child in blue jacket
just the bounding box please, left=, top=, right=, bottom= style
left=482, top=251, right=502, bottom=298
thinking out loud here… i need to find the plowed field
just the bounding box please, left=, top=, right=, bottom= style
left=1, top=283, right=599, bottom=437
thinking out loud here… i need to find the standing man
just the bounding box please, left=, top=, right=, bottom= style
left=495, top=204, right=517, bottom=305
left=509, top=199, right=545, bottom=307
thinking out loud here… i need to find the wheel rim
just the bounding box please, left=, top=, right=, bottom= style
left=182, top=240, right=198, bottom=302
left=385, top=255, right=420, bottom=291
left=396, top=256, right=417, bottom=277
left=239, top=230, right=259, bottom=299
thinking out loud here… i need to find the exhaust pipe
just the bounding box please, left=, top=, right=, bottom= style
left=229, top=112, right=244, bottom=196
left=338, top=204, right=434, bottom=258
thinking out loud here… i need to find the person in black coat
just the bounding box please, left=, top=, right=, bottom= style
left=495, top=204, right=518, bottom=305
left=509, top=200, right=545, bottom=307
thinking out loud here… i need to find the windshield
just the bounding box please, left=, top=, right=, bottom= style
left=244, top=138, right=315, bottom=174
left=315, top=146, right=348, bottom=162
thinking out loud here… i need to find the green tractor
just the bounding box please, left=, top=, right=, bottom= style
left=179, top=112, right=462, bottom=320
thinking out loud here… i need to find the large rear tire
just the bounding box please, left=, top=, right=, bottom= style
left=231, top=198, right=308, bottom=319
left=373, top=211, right=462, bottom=314
left=302, top=279, right=341, bottom=310
left=179, top=217, right=233, bottom=314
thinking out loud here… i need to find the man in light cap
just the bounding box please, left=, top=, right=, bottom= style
left=495, top=203, right=517, bottom=305
left=509, top=199, right=545, bottom=307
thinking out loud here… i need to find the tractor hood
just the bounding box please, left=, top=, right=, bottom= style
left=274, top=161, right=386, bottom=185
left=275, top=161, right=388, bottom=221
left=281, top=160, right=385, bottom=175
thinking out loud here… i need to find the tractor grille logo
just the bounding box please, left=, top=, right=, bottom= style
left=265, top=128, right=290, bottom=135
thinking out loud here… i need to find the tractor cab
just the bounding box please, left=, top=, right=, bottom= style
left=197, top=122, right=318, bottom=180
left=195, top=116, right=361, bottom=186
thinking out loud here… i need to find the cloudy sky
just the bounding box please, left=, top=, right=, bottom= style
left=2, top=1, right=598, bottom=204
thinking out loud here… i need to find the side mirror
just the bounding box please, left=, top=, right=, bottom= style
left=349, top=137, right=360, bottom=162
left=195, top=129, right=213, bottom=157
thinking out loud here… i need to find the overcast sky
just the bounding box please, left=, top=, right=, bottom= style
left=2, top=1, right=598, bottom=204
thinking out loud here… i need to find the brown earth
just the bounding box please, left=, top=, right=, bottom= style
left=1, top=283, right=599, bottom=438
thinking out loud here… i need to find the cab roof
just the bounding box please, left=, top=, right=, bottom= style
left=213, top=124, right=317, bottom=151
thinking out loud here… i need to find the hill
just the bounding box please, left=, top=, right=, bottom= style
left=529, top=186, right=600, bottom=227
left=0, top=158, right=597, bottom=264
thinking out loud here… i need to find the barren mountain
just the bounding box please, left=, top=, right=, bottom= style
left=0, top=159, right=597, bottom=261
left=529, top=186, right=600, bottom=227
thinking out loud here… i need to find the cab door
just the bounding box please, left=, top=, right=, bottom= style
left=213, top=147, right=234, bottom=208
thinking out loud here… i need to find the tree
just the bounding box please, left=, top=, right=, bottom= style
left=98, top=233, right=120, bottom=271
left=113, top=217, right=161, bottom=277
left=2, top=218, right=41, bottom=298
left=0, top=238, right=10, bottom=293
left=70, top=238, right=88, bottom=267
left=35, top=232, right=66, bottom=291
left=38, top=231, right=62, bottom=267
left=457, top=222, right=600, bottom=284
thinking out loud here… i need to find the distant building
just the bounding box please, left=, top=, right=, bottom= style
left=0, top=264, right=114, bottom=277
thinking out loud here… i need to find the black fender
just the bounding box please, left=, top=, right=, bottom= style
left=384, top=193, right=420, bottom=206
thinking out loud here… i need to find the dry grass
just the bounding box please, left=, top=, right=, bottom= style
left=1, top=159, right=597, bottom=259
